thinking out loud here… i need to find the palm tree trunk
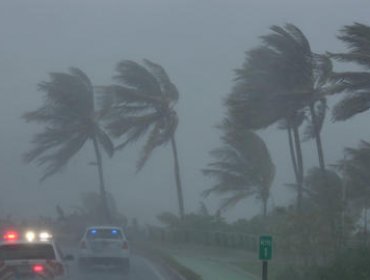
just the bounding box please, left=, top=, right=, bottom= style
left=364, top=207, right=368, bottom=245
left=287, top=124, right=299, bottom=182
left=293, top=125, right=304, bottom=212
left=92, top=136, right=111, bottom=222
left=170, top=135, right=185, bottom=219
left=309, top=104, right=326, bottom=171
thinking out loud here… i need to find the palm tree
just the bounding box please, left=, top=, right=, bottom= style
left=202, top=121, right=275, bottom=217
left=227, top=43, right=307, bottom=211
left=329, top=23, right=370, bottom=121
left=23, top=68, right=114, bottom=222
left=260, top=24, right=333, bottom=171
left=227, top=24, right=333, bottom=210
left=100, top=59, right=185, bottom=219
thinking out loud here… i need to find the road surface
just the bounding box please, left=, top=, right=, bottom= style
left=68, top=254, right=167, bottom=280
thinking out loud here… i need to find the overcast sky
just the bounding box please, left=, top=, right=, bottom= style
left=0, top=0, right=369, bottom=224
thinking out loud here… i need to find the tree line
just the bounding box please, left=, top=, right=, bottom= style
left=204, top=22, right=370, bottom=235
left=24, top=22, right=370, bottom=242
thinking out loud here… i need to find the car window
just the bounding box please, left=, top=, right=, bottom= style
left=86, top=229, right=123, bottom=240
left=0, top=244, right=56, bottom=260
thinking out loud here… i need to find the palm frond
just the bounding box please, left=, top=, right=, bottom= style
left=330, top=23, right=370, bottom=67
left=38, top=134, right=88, bottom=181
left=332, top=91, right=370, bottom=121
left=24, top=68, right=112, bottom=181
left=107, top=112, right=159, bottom=139
left=330, top=72, right=370, bottom=91
left=203, top=125, right=274, bottom=213
left=114, top=60, right=162, bottom=97
left=143, top=59, right=179, bottom=103
left=329, top=23, right=370, bottom=121
left=69, top=67, right=93, bottom=94
left=98, top=85, right=163, bottom=109
left=136, top=111, right=178, bottom=170
left=330, top=53, right=370, bottom=68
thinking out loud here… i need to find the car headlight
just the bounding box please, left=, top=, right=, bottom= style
left=25, top=231, right=36, bottom=242
left=39, top=231, right=52, bottom=241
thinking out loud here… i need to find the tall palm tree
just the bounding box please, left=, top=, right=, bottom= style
left=24, top=68, right=114, bottom=222
left=203, top=121, right=275, bottom=217
left=260, top=24, right=333, bottom=171
left=227, top=24, right=333, bottom=210
left=227, top=44, right=307, bottom=211
left=100, top=59, right=185, bottom=219
left=329, top=23, right=370, bottom=121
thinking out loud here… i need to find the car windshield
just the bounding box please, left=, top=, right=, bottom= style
left=0, top=244, right=55, bottom=260
left=86, top=229, right=123, bottom=240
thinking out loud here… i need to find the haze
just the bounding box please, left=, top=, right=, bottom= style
left=0, top=0, right=369, bottom=224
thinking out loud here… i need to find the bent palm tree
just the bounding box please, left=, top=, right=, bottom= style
left=329, top=23, right=370, bottom=121
left=100, top=59, right=185, bottom=218
left=203, top=122, right=275, bottom=217
left=24, top=68, right=113, bottom=222
left=227, top=24, right=333, bottom=210
left=259, top=24, right=333, bottom=170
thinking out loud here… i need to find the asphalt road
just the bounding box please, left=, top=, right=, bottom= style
left=68, top=254, right=166, bottom=280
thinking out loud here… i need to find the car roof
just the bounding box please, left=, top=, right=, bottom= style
left=86, top=226, right=122, bottom=230
left=0, top=240, right=55, bottom=248
left=0, top=240, right=55, bottom=246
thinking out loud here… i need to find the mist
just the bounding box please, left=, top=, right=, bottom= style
left=0, top=0, right=369, bottom=225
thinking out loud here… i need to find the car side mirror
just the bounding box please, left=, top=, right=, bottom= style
left=64, top=255, right=74, bottom=261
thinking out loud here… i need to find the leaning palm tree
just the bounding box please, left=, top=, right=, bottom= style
left=227, top=45, right=307, bottom=210
left=258, top=24, right=333, bottom=171
left=203, top=121, right=275, bottom=217
left=227, top=24, right=334, bottom=210
left=24, top=68, right=113, bottom=222
left=100, top=59, right=185, bottom=219
left=329, top=23, right=370, bottom=121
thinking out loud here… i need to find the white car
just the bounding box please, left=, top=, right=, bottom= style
left=78, top=226, right=130, bottom=272
left=0, top=230, right=73, bottom=280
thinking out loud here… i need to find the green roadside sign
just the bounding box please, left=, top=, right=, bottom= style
left=259, top=235, right=272, bottom=260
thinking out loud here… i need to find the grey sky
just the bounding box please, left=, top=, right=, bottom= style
left=0, top=0, right=369, bottom=224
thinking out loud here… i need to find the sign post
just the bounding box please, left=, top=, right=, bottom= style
left=259, top=235, right=272, bottom=280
